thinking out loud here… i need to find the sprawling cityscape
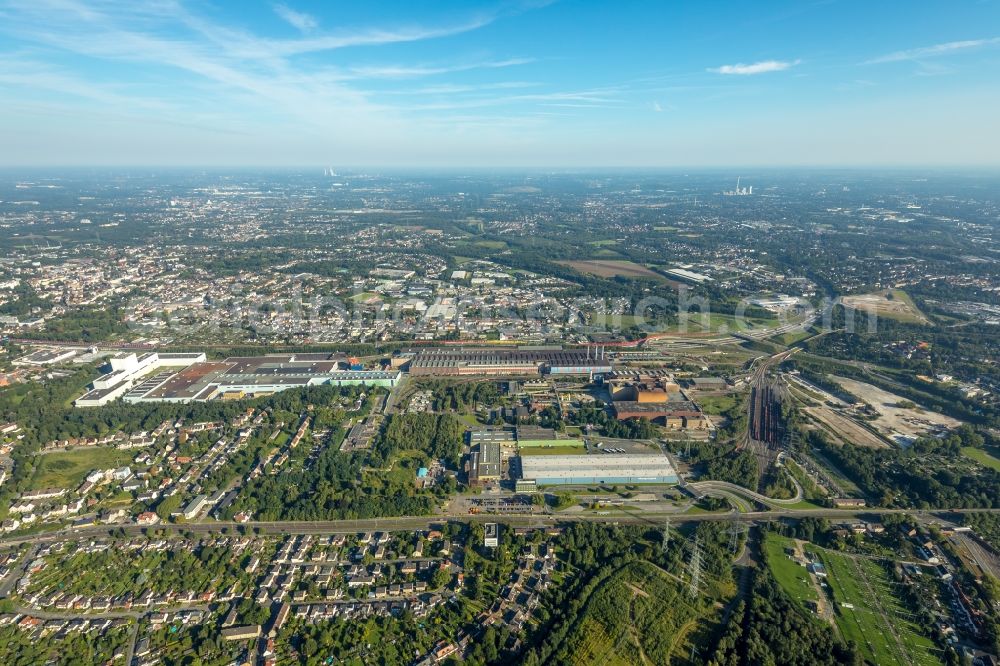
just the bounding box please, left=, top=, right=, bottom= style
left=1, top=167, right=997, bottom=666
left=2, top=1, right=1000, bottom=665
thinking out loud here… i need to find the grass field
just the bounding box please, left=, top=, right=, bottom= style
left=775, top=330, right=813, bottom=346
left=30, top=447, right=135, bottom=490
left=819, top=550, right=940, bottom=666
left=557, top=259, right=665, bottom=280
left=961, top=446, right=1000, bottom=472
left=457, top=412, right=483, bottom=428
left=694, top=393, right=740, bottom=415
left=764, top=534, right=819, bottom=605
left=784, top=460, right=828, bottom=500
left=766, top=533, right=941, bottom=666
left=588, top=313, right=670, bottom=331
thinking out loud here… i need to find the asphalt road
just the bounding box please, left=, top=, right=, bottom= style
left=3, top=507, right=999, bottom=548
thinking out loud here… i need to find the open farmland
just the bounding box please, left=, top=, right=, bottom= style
left=841, top=289, right=930, bottom=324
left=557, top=260, right=665, bottom=280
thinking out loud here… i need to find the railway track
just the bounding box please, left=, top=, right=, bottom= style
left=738, top=349, right=797, bottom=482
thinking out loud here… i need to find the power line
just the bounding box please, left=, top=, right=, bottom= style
left=688, top=535, right=702, bottom=599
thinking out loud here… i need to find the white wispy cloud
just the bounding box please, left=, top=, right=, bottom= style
left=0, top=0, right=602, bottom=154
left=346, top=58, right=533, bottom=80
left=273, top=4, right=317, bottom=32
left=0, top=0, right=513, bottom=122
left=866, top=37, right=1000, bottom=64
left=709, top=59, right=800, bottom=75
left=379, top=81, right=540, bottom=96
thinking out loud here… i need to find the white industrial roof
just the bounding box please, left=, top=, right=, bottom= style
left=520, top=453, right=675, bottom=480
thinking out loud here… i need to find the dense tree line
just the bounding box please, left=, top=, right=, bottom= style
left=409, top=379, right=501, bottom=412
left=371, top=412, right=465, bottom=468
left=708, top=565, right=861, bottom=666
left=29, top=303, right=131, bottom=342
left=964, top=512, right=1000, bottom=551
left=226, top=437, right=445, bottom=521
left=817, top=428, right=1000, bottom=509
left=761, top=465, right=796, bottom=500
left=0, top=283, right=49, bottom=316
left=704, top=449, right=759, bottom=491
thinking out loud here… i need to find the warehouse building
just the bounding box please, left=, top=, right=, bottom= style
left=117, top=353, right=400, bottom=404
left=468, top=428, right=515, bottom=446
left=75, top=352, right=207, bottom=407
left=612, top=400, right=710, bottom=430
left=515, top=425, right=580, bottom=449
left=13, top=348, right=77, bottom=366
left=519, top=453, right=678, bottom=486
left=221, top=625, right=262, bottom=641
left=406, top=347, right=611, bottom=377
left=469, top=441, right=502, bottom=485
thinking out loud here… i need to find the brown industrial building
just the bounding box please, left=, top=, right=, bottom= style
left=608, top=376, right=682, bottom=403
left=612, top=400, right=708, bottom=429
left=405, top=348, right=612, bottom=377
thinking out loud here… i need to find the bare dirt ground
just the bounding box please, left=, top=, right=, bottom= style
left=832, top=376, right=961, bottom=442
left=841, top=290, right=930, bottom=324
left=804, top=406, right=890, bottom=449
left=557, top=259, right=665, bottom=280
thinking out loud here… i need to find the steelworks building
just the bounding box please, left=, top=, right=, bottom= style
left=406, top=347, right=612, bottom=377
left=519, top=453, right=678, bottom=486
left=120, top=354, right=400, bottom=404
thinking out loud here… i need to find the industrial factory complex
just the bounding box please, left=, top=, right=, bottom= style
left=73, top=346, right=612, bottom=407
left=403, top=347, right=612, bottom=377
left=75, top=352, right=400, bottom=406
left=66, top=344, right=687, bottom=490
left=464, top=425, right=680, bottom=489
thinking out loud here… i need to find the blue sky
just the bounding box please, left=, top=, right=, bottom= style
left=1, top=0, right=999, bottom=166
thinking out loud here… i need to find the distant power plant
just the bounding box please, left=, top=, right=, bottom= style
left=723, top=176, right=753, bottom=196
